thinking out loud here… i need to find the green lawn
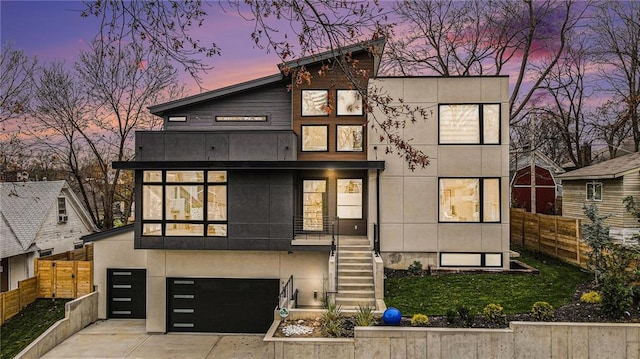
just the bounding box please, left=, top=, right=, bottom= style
left=0, top=299, right=69, bottom=359
left=384, top=247, right=592, bottom=316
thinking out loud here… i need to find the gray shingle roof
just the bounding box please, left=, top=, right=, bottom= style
left=0, top=181, right=66, bottom=258
left=557, top=151, right=640, bottom=180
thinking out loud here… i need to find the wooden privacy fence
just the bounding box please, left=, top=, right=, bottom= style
left=0, top=277, right=37, bottom=325
left=41, top=243, right=93, bottom=261
left=510, top=208, right=590, bottom=268
left=35, top=259, right=93, bottom=299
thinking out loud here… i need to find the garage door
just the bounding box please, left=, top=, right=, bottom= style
left=167, top=278, right=279, bottom=333
left=107, top=269, right=146, bottom=319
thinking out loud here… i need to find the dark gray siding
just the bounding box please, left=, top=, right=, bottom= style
left=164, top=82, right=291, bottom=131
left=135, top=170, right=295, bottom=251
left=136, top=131, right=298, bottom=161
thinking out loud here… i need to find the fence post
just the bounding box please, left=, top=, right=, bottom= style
left=575, top=218, right=581, bottom=265
left=537, top=214, right=541, bottom=252
left=554, top=216, right=559, bottom=256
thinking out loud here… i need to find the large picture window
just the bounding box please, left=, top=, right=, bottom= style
left=336, top=90, right=363, bottom=116
left=336, top=125, right=364, bottom=152
left=142, top=170, right=227, bottom=237
left=301, top=90, right=329, bottom=116
left=586, top=182, right=602, bottom=201
left=301, top=125, right=328, bottom=151
left=439, top=178, right=500, bottom=222
left=439, top=104, right=500, bottom=144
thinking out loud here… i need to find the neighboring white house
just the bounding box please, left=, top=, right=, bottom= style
left=0, top=180, right=97, bottom=291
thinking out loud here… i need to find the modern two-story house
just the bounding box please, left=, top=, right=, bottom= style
left=89, top=39, right=510, bottom=334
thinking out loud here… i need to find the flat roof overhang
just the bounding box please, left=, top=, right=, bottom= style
left=112, top=160, right=385, bottom=171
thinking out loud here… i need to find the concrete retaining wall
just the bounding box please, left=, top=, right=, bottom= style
left=265, top=321, right=640, bottom=359
left=15, top=291, right=98, bottom=359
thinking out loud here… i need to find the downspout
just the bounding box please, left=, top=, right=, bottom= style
left=376, top=168, right=381, bottom=255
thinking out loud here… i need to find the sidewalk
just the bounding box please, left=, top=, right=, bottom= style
left=40, top=320, right=273, bottom=359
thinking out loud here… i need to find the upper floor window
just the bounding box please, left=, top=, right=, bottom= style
left=586, top=182, right=603, bottom=201
left=301, top=90, right=329, bottom=116
left=168, top=116, right=187, bottom=122
left=439, top=178, right=500, bottom=223
left=142, top=170, right=227, bottom=237
left=216, top=116, right=267, bottom=122
left=439, top=104, right=500, bottom=144
left=57, top=197, right=67, bottom=223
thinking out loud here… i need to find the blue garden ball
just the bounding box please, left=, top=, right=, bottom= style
left=382, top=307, right=402, bottom=325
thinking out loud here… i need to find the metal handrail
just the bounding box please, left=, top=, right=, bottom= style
left=277, top=275, right=294, bottom=310
left=373, top=222, right=380, bottom=255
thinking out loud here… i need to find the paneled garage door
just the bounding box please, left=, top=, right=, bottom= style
left=107, top=269, right=146, bottom=319
left=167, top=278, right=279, bottom=333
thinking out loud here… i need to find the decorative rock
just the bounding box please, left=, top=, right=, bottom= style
left=281, top=324, right=314, bottom=336
left=383, top=307, right=402, bottom=325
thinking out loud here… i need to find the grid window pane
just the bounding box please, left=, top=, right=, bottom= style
left=483, top=178, right=500, bottom=222
left=165, top=223, right=203, bottom=236
left=302, top=126, right=328, bottom=151
left=207, top=186, right=227, bottom=221
left=165, top=185, right=204, bottom=220
left=143, top=171, right=162, bottom=182
left=337, top=179, right=362, bottom=219
left=483, top=104, right=500, bottom=144
left=439, top=178, right=480, bottom=222
left=440, top=105, right=480, bottom=143
left=143, top=185, right=163, bottom=220
left=207, top=224, right=227, bottom=237
left=166, top=171, right=203, bottom=183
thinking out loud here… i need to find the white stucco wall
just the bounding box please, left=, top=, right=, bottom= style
left=92, top=230, right=329, bottom=333
left=368, top=77, right=511, bottom=269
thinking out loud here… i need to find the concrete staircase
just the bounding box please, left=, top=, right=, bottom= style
left=334, top=237, right=376, bottom=309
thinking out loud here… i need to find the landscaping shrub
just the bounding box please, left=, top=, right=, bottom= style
left=580, top=291, right=602, bottom=304
left=531, top=301, right=555, bottom=321
left=601, top=280, right=633, bottom=318
left=410, top=313, right=429, bottom=327
left=456, top=303, right=475, bottom=327
left=353, top=304, right=377, bottom=327
left=321, top=304, right=345, bottom=337
left=445, top=308, right=457, bottom=325
left=407, top=261, right=423, bottom=276
left=483, top=303, right=506, bottom=324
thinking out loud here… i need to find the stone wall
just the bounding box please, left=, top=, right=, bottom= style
left=265, top=321, right=640, bottom=359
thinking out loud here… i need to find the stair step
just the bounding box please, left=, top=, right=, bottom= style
left=336, top=290, right=374, bottom=299
left=338, top=252, right=371, bottom=258
left=338, top=244, right=370, bottom=250
left=338, top=275, right=374, bottom=283
left=338, top=283, right=374, bottom=290
left=334, top=298, right=376, bottom=308
left=339, top=262, right=373, bottom=268
left=338, top=269, right=373, bottom=280
left=340, top=257, right=371, bottom=264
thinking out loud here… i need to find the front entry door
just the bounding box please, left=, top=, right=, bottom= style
left=302, top=179, right=327, bottom=231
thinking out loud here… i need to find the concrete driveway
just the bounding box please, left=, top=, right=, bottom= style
left=40, top=319, right=274, bottom=359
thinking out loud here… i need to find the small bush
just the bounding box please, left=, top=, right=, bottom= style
left=601, top=280, right=633, bottom=319
left=456, top=303, right=475, bottom=327
left=407, top=261, right=423, bottom=276
left=321, top=304, right=345, bottom=337
left=531, top=301, right=555, bottom=321
left=353, top=304, right=377, bottom=327
left=580, top=291, right=602, bottom=304
left=483, top=303, right=506, bottom=324
left=410, top=313, right=429, bottom=327
left=445, top=308, right=457, bottom=325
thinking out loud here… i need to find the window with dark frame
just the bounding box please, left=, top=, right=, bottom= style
left=141, top=170, right=227, bottom=237
left=336, top=125, right=364, bottom=152
left=168, top=116, right=187, bottom=122
left=586, top=182, right=603, bottom=201
left=301, top=90, right=329, bottom=116
left=301, top=125, right=329, bottom=151
left=439, top=104, right=500, bottom=144
left=215, top=116, right=267, bottom=122
left=336, top=89, right=363, bottom=116
left=439, top=178, right=500, bottom=223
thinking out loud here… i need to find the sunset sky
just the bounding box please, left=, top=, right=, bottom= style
left=1, top=0, right=281, bottom=94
